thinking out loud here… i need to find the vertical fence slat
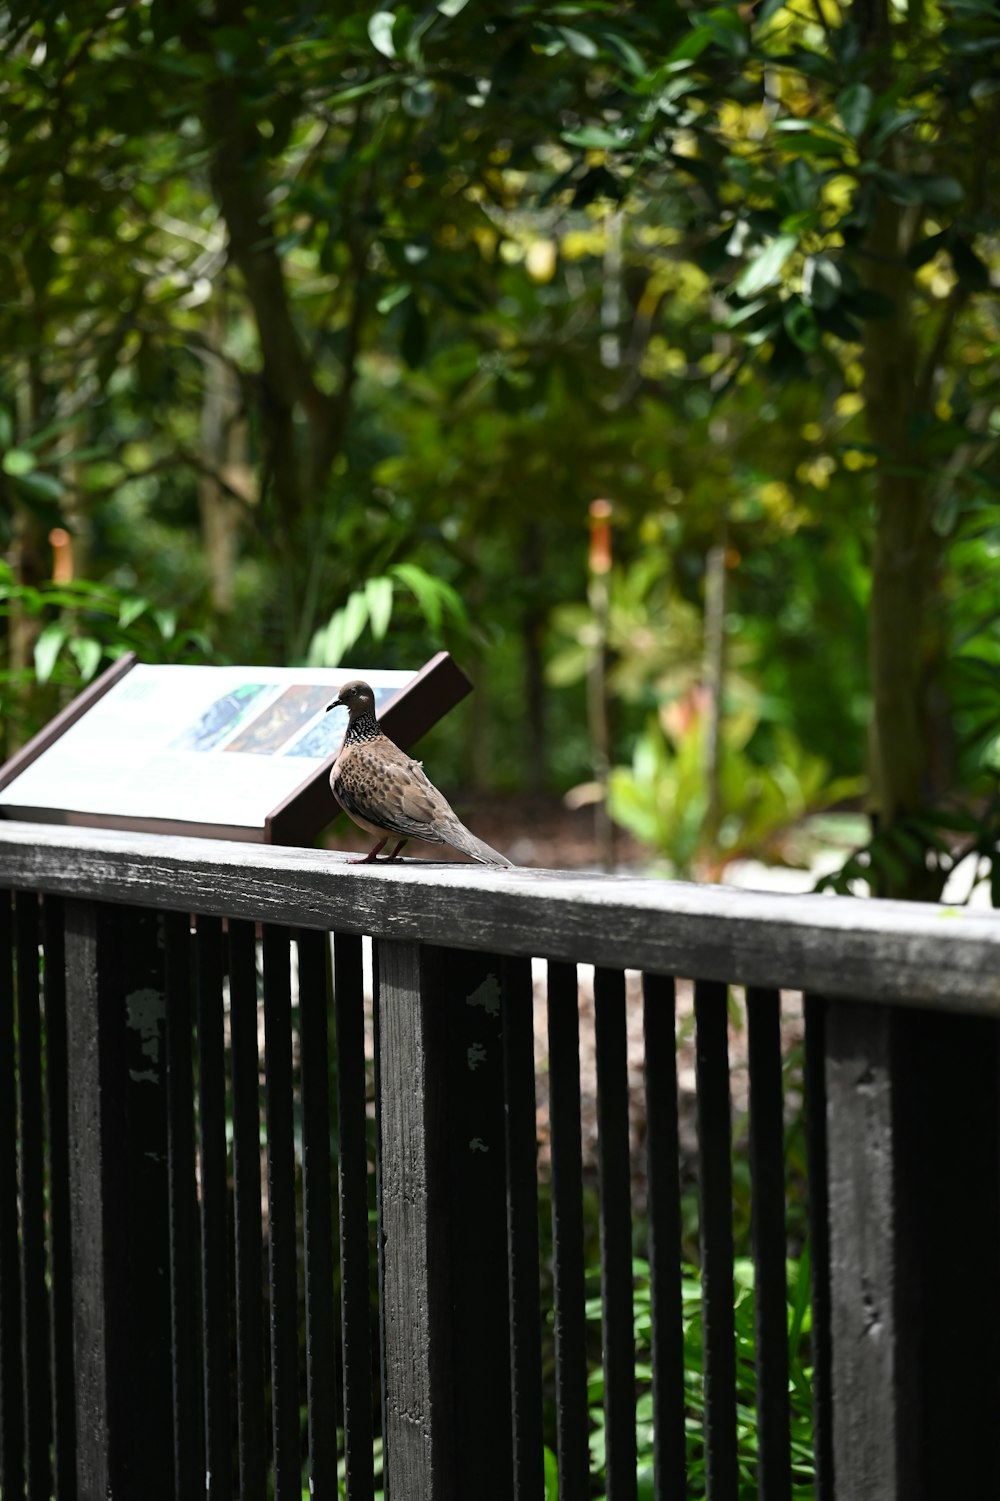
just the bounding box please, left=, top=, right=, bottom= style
left=334, top=931, right=375, bottom=1501
left=694, top=978, right=738, bottom=1501
left=642, top=972, right=686, bottom=1501
left=0, top=890, right=25, bottom=1501
left=41, top=897, right=75, bottom=1501
left=372, top=940, right=389, bottom=1486
left=376, top=941, right=517, bottom=1501
left=64, top=899, right=125, bottom=1499
left=164, top=912, right=203, bottom=1501
left=298, top=928, right=338, bottom=1501
left=196, top=914, right=233, bottom=1501
left=546, top=960, right=590, bottom=1501
left=262, top=925, right=302, bottom=1501
left=122, top=907, right=178, bottom=1497
left=229, top=918, right=267, bottom=1501
left=63, top=900, right=174, bottom=1498
left=376, top=941, right=452, bottom=1501
left=16, top=893, right=52, bottom=1501
left=824, top=1001, right=902, bottom=1498
left=501, top=956, right=544, bottom=1501
left=747, top=986, right=791, bottom=1501
left=803, top=995, right=833, bottom=1501
left=594, top=965, right=637, bottom=1501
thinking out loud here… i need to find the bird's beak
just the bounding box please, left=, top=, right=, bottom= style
left=325, top=695, right=345, bottom=713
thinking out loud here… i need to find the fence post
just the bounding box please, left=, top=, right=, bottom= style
left=376, top=940, right=515, bottom=1501
left=64, top=899, right=176, bottom=1500
left=825, top=1001, right=1000, bottom=1500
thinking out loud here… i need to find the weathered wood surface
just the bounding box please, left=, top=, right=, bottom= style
left=377, top=942, right=517, bottom=1501
left=826, top=999, right=1000, bottom=1500
left=3, top=820, right=1000, bottom=1008
left=64, top=900, right=175, bottom=1500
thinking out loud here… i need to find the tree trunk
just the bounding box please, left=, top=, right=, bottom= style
left=862, top=195, right=943, bottom=898
left=521, top=524, right=546, bottom=796
left=199, top=307, right=248, bottom=614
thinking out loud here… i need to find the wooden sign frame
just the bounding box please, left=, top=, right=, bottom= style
left=0, top=650, right=472, bottom=847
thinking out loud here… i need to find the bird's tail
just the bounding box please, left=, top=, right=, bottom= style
left=448, top=821, right=515, bottom=867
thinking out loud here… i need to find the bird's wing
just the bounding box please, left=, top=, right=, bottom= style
left=333, top=739, right=455, bottom=843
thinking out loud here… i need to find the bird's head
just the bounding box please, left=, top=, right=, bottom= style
left=327, top=679, right=376, bottom=718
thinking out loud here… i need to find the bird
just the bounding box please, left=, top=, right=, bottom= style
left=326, top=680, right=514, bottom=867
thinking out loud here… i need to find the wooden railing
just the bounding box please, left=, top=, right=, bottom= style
left=2, top=818, right=1000, bottom=1501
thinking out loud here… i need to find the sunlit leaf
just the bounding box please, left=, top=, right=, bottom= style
left=119, top=596, right=149, bottom=628
left=69, top=636, right=103, bottom=681
left=558, top=25, right=598, bottom=58
left=734, top=234, right=797, bottom=298
left=2, top=448, right=35, bottom=476
left=365, top=576, right=395, bottom=640
left=34, top=623, right=67, bottom=684
left=368, top=11, right=396, bottom=58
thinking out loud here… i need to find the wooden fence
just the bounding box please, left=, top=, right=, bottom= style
left=2, top=818, right=1000, bottom=1501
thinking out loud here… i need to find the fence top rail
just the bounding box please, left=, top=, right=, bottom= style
left=1, top=818, right=998, bottom=1012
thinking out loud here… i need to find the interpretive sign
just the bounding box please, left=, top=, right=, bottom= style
left=0, top=650, right=471, bottom=845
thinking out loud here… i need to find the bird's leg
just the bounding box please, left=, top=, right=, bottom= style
left=386, top=838, right=409, bottom=861
left=349, top=838, right=388, bottom=864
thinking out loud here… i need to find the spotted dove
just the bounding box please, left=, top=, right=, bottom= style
left=327, top=680, right=514, bottom=866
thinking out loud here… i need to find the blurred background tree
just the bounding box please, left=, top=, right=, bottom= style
left=1, top=0, right=998, bottom=897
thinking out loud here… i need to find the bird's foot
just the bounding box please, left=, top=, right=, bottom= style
left=349, top=839, right=388, bottom=865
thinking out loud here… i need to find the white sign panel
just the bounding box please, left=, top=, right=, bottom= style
left=0, top=663, right=414, bottom=830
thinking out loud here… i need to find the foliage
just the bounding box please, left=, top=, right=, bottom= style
left=584, top=1254, right=816, bottom=1500
left=1, top=0, right=999, bottom=891
left=307, top=562, right=468, bottom=669
left=609, top=706, right=863, bottom=880
left=0, top=560, right=211, bottom=755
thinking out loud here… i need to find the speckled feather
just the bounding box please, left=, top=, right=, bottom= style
left=329, top=680, right=513, bottom=866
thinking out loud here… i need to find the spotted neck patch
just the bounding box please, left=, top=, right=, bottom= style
left=344, top=709, right=381, bottom=745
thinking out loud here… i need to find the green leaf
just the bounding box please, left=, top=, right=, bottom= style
left=437, top=0, right=469, bottom=14
left=735, top=234, right=797, bottom=298
left=342, top=589, right=370, bottom=657
left=755, top=0, right=787, bottom=28
left=873, top=168, right=964, bottom=206
left=912, top=174, right=965, bottom=206
left=118, top=596, right=149, bottom=628
left=69, top=636, right=103, bottom=681
left=368, top=11, right=396, bottom=58
left=802, top=253, right=841, bottom=310
left=558, top=25, right=598, bottom=58
left=667, top=26, right=714, bottom=62
left=391, top=561, right=445, bottom=633
left=403, top=80, right=435, bottom=118
left=906, top=230, right=948, bottom=269
left=703, top=6, right=749, bottom=55
left=2, top=447, right=35, bottom=477
left=365, top=576, right=395, bottom=641
left=11, top=471, right=62, bottom=504
left=601, top=30, right=647, bottom=75
left=784, top=299, right=820, bottom=352
left=837, top=82, right=873, bottom=138
left=34, top=623, right=67, bottom=684
left=0, top=406, right=12, bottom=448
left=561, top=125, right=629, bottom=149
left=377, top=282, right=412, bottom=315
left=867, top=107, right=922, bottom=153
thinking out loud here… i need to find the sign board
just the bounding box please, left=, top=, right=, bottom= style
left=0, top=650, right=471, bottom=845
